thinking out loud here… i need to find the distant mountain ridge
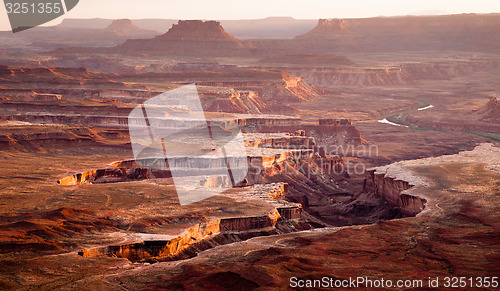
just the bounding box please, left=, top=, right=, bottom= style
left=57, top=17, right=317, bottom=38
left=4, top=14, right=499, bottom=55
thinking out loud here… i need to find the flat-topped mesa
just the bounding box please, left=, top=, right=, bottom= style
left=117, top=20, right=246, bottom=56
left=78, top=183, right=304, bottom=262
left=157, top=20, right=239, bottom=42
left=364, top=143, right=500, bottom=217
left=286, top=65, right=412, bottom=87
left=292, top=14, right=500, bottom=53
left=364, top=168, right=426, bottom=217
left=195, top=71, right=318, bottom=103
left=198, top=89, right=266, bottom=114
left=295, top=18, right=348, bottom=40
left=58, top=149, right=317, bottom=186
left=249, top=118, right=365, bottom=147
left=243, top=132, right=316, bottom=149
left=105, top=19, right=131, bottom=31
left=104, top=19, right=151, bottom=36
left=57, top=131, right=345, bottom=187
left=319, top=19, right=346, bottom=30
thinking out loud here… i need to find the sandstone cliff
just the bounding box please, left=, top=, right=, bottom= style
left=364, top=168, right=427, bottom=217
left=0, top=126, right=130, bottom=150
left=364, top=143, right=500, bottom=217
left=283, top=59, right=500, bottom=88
left=79, top=183, right=303, bottom=262
left=293, top=14, right=500, bottom=53
left=199, top=89, right=267, bottom=114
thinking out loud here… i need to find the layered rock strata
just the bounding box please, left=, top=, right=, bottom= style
left=364, top=143, right=500, bottom=216
left=58, top=131, right=343, bottom=186
left=78, top=183, right=302, bottom=262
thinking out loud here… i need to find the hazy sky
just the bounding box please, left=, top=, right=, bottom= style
left=1, top=0, right=499, bottom=31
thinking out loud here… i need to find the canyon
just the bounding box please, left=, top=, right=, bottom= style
left=0, top=13, right=498, bottom=290
left=78, top=183, right=305, bottom=262
left=108, top=144, right=498, bottom=290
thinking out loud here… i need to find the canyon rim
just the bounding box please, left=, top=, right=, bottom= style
left=0, top=3, right=499, bottom=290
